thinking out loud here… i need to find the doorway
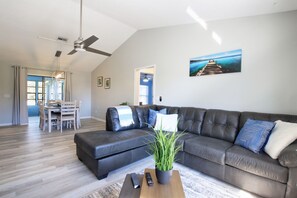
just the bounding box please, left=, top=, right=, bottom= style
left=134, top=66, right=156, bottom=105
left=27, top=75, right=45, bottom=117
left=27, top=75, right=65, bottom=126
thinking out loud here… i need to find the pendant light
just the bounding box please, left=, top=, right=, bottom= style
left=143, top=74, right=149, bottom=82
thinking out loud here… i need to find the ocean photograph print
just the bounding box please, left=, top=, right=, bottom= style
left=190, top=49, right=242, bottom=77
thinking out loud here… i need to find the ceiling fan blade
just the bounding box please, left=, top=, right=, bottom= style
left=82, top=35, right=98, bottom=47
left=86, top=47, right=111, bottom=56
left=68, top=49, right=77, bottom=55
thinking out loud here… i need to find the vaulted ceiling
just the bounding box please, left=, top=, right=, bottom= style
left=0, top=0, right=296, bottom=72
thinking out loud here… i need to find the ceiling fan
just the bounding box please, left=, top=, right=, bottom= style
left=68, top=0, right=111, bottom=56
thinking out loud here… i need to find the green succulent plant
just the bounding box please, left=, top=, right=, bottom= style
left=119, top=102, right=128, bottom=105
left=150, top=125, right=183, bottom=171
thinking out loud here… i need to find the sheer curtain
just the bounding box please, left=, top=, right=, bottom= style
left=64, top=72, right=72, bottom=101
left=12, top=66, right=28, bottom=125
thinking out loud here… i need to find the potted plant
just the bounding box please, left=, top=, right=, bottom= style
left=150, top=126, right=183, bottom=184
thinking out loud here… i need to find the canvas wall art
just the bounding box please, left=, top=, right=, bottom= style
left=104, top=78, right=111, bottom=89
left=97, top=76, right=103, bottom=87
left=190, top=49, right=242, bottom=77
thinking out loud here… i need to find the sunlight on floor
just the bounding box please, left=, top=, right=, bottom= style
left=28, top=116, right=39, bottom=124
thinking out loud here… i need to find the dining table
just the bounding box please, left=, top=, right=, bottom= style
left=44, top=105, right=80, bottom=132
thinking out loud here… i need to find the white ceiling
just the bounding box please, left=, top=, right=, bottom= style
left=0, top=0, right=296, bottom=72
left=86, top=0, right=297, bottom=30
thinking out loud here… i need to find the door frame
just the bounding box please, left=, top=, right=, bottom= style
left=134, top=65, right=156, bottom=105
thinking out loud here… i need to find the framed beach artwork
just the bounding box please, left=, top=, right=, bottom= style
left=104, top=78, right=111, bottom=89
left=97, top=76, right=103, bottom=87
left=189, top=49, right=242, bottom=77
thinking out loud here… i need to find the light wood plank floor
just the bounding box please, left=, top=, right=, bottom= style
left=0, top=118, right=154, bottom=198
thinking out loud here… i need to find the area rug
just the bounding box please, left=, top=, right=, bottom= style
left=82, top=163, right=258, bottom=198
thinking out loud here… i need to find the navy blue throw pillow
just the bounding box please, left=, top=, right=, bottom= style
left=148, top=108, right=167, bottom=127
left=235, top=119, right=275, bottom=153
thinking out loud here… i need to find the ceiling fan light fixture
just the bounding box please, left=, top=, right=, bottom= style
left=75, top=46, right=86, bottom=52
left=55, top=71, right=63, bottom=79
left=74, top=39, right=86, bottom=52
left=67, top=0, right=111, bottom=56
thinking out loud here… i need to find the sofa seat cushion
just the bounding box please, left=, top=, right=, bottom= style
left=184, top=136, right=233, bottom=165
left=174, top=132, right=198, bottom=151
left=226, top=145, right=288, bottom=183
left=74, top=129, right=154, bottom=159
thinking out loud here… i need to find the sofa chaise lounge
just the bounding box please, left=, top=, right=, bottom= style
left=74, top=105, right=297, bottom=198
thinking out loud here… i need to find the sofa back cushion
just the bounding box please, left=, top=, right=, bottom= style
left=240, top=112, right=297, bottom=129
left=178, top=107, right=206, bottom=134
left=106, top=106, right=140, bottom=131
left=148, top=108, right=167, bottom=127
left=156, top=105, right=179, bottom=114
left=201, top=109, right=240, bottom=143
left=135, top=105, right=157, bottom=128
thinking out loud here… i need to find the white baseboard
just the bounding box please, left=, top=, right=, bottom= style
left=0, top=123, right=12, bottom=127
left=91, top=116, right=106, bottom=122
left=0, top=122, right=27, bottom=126
left=80, top=116, right=92, bottom=119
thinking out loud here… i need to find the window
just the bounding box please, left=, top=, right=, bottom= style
left=27, top=81, right=36, bottom=106
left=37, top=81, right=44, bottom=103
left=139, top=85, right=149, bottom=105
left=45, top=78, right=64, bottom=102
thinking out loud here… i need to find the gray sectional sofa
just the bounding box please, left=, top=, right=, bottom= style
left=74, top=105, right=297, bottom=198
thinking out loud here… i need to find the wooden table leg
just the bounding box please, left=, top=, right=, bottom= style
left=48, top=110, right=52, bottom=133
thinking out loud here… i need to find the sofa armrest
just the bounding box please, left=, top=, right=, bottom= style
left=278, top=143, right=297, bottom=168
left=106, top=106, right=140, bottom=131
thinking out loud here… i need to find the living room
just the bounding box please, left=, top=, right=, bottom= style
left=0, top=0, right=297, bottom=197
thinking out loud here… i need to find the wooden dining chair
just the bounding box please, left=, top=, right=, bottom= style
left=75, top=100, right=82, bottom=129
left=47, top=100, right=56, bottom=105
left=39, top=103, right=58, bottom=131
left=58, top=101, right=76, bottom=132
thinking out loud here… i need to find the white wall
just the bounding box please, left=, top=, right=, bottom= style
left=0, top=64, right=14, bottom=125
left=92, top=11, right=297, bottom=120
left=72, top=71, right=92, bottom=118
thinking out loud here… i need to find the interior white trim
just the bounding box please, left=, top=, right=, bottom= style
left=80, top=116, right=92, bottom=119
left=134, top=65, right=156, bottom=105
left=91, top=116, right=106, bottom=123
left=0, top=123, right=12, bottom=126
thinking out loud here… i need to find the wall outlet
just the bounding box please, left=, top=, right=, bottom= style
left=3, top=94, right=10, bottom=98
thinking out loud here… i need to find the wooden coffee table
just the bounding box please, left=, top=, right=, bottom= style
left=140, top=168, right=185, bottom=198
left=119, top=168, right=185, bottom=198
left=119, top=174, right=143, bottom=198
